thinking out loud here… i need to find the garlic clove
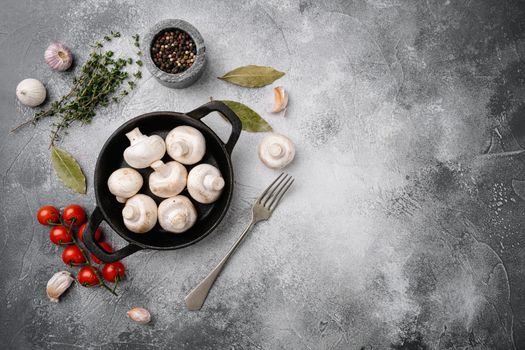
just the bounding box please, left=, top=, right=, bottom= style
left=271, top=86, right=288, bottom=113
left=127, top=307, right=151, bottom=324
left=16, top=78, right=46, bottom=107
left=47, top=271, right=74, bottom=302
left=258, top=133, right=295, bottom=169
left=45, top=43, right=73, bottom=71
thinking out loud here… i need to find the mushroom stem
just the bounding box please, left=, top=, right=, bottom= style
left=171, top=212, right=188, bottom=230
left=125, top=127, right=143, bottom=143
left=171, top=141, right=189, bottom=157
left=122, top=205, right=138, bottom=221
left=151, top=160, right=171, bottom=178
left=116, top=196, right=127, bottom=203
left=203, top=174, right=225, bottom=191
left=269, top=143, right=284, bottom=158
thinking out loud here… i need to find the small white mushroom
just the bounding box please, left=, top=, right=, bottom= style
left=165, top=126, right=206, bottom=165
left=149, top=160, right=187, bottom=198
left=187, top=164, right=225, bottom=204
left=158, top=195, right=197, bottom=233
left=122, top=194, right=158, bottom=233
left=258, top=133, right=295, bottom=169
left=107, top=168, right=143, bottom=203
left=123, top=127, right=166, bottom=169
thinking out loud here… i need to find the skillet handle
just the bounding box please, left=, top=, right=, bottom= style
left=187, top=101, right=242, bottom=154
left=83, top=207, right=142, bottom=263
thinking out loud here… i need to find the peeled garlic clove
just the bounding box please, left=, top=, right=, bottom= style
left=47, top=271, right=74, bottom=302
left=271, top=86, right=288, bottom=113
left=16, top=78, right=46, bottom=107
left=127, top=307, right=151, bottom=324
left=45, top=43, right=73, bottom=71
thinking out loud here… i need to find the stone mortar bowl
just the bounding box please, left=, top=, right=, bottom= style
left=143, top=19, right=206, bottom=89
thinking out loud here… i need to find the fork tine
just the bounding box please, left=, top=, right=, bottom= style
left=258, top=173, right=287, bottom=203
left=265, top=175, right=293, bottom=208
left=268, top=177, right=294, bottom=210
left=261, top=173, right=290, bottom=206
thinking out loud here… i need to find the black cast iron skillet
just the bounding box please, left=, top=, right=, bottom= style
left=83, top=101, right=242, bottom=263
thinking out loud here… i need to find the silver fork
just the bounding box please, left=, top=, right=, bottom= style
left=185, top=173, right=295, bottom=310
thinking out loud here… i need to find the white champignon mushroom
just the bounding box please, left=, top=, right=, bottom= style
left=258, top=133, right=295, bottom=169
left=187, top=164, right=225, bottom=204
left=165, top=126, right=206, bottom=165
left=107, top=168, right=144, bottom=203
left=158, top=195, right=197, bottom=233
left=122, top=194, right=158, bottom=233
left=149, top=160, right=188, bottom=198
left=123, top=127, right=166, bottom=169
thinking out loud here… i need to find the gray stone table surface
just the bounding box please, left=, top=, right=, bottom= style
left=1, top=0, right=525, bottom=349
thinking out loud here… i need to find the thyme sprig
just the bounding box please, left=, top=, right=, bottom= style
left=12, top=32, right=143, bottom=147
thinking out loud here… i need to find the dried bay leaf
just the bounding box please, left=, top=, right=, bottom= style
left=51, top=146, right=86, bottom=194
left=218, top=65, right=285, bottom=88
left=221, top=100, right=273, bottom=132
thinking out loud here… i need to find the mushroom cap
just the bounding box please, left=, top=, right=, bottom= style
left=258, top=133, right=295, bottom=169
left=149, top=160, right=188, bottom=198
left=124, top=127, right=166, bottom=169
left=122, top=194, right=158, bottom=234
left=187, top=164, right=225, bottom=204
left=165, top=126, right=206, bottom=165
left=158, top=195, right=197, bottom=233
left=107, top=168, right=144, bottom=203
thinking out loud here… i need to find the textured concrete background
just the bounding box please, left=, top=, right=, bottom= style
left=1, top=0, right=524, bottom=349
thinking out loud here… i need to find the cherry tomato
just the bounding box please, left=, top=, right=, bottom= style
left=49, top=225, right=73, bottom=245
left=77, top=223, right=103, bottom=242
left=62, top=204, right=86, bottom=226
left=62, top=245, right=86, bottom=266
left=91, top=242, right=112, bottom=264
left=102, top=261, right=125, bottom=282
left=77, top=266, right=100, bottom=287
left=36, top=206, right=60, bottom=225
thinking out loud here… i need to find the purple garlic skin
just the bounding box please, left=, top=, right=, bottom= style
left=45, top=43, right=73, bottom=71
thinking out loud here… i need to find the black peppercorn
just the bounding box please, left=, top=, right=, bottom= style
left=151, top=28, right=197, bottom=74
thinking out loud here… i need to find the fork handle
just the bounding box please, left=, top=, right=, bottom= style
left=185, top=220, right=256, bottom=311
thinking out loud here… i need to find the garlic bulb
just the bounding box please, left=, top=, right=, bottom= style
left=124, top=127, right=166, bottom=169
left=127, top=307, right=151, bottom=324
left=149, top=160, right=187, bottom=198
left=16, top=78, right=46, bottom=107
left=271, top=86, right=288, bottom=113
left=45, top=43, right=73, bottom=71
left=158, top=195, right=197, bottom=233
left=187, top=164, right=225, bottom=204
left=258, top=133, right=295, bottom=169
left=122, top=194, right=158, bottom=233
left=47, top=271, right=74, bottom=302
